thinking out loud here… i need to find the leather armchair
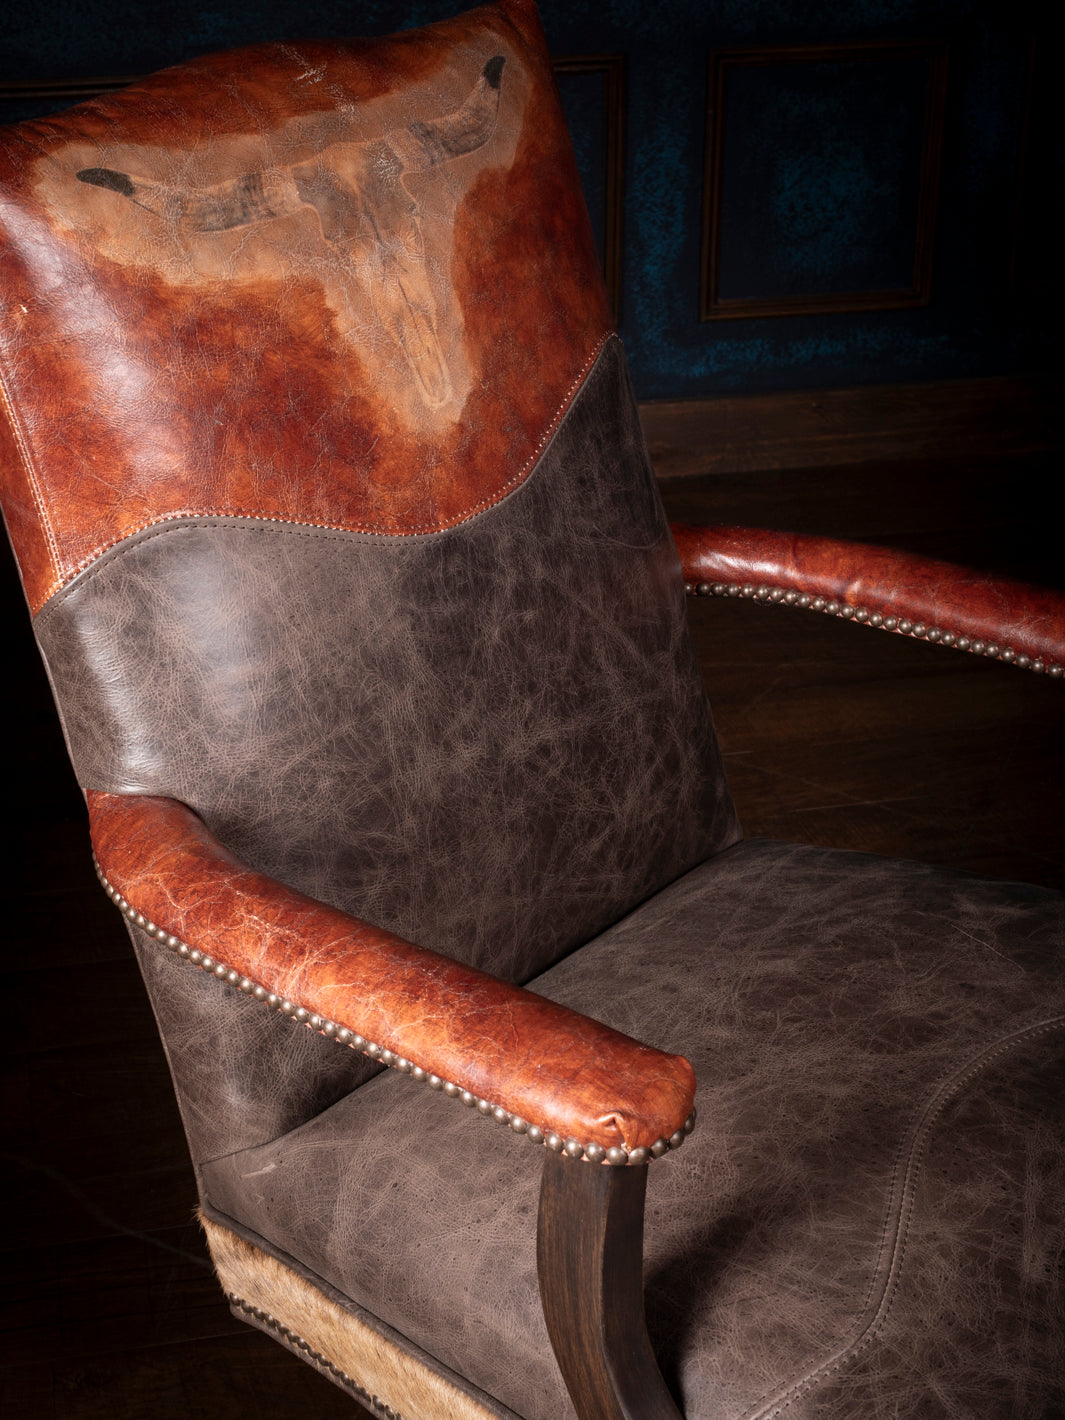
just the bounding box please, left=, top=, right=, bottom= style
left=2, top=3, right=1062, bottom=1417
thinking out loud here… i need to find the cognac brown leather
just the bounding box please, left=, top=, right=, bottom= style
left=0, top=0, right=611, bottom=611
left=672, top=522, right=1065, bottom=666
left=91, top=788, right=697, bottom=1154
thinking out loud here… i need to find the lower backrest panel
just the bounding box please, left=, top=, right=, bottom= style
left=37, top=338, right=739, bottom=986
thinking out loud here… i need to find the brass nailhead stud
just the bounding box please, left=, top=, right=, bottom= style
left=94, top=861, right=697, bottom=1168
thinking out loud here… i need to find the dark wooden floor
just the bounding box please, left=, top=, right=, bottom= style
left=3, top=449, right=1061, bottom=1418
left=666, top=451, right=1064, bottom=889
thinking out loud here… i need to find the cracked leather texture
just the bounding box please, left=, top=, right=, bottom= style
left=95, top=791, right=697, bottom=1160
left=38, top=336, right=737, bottom=988
left=0, top=0, right=612, bottom=609
left=126, top=917, right=377, bottom=1160
left=200, top=840, right=1065, bottom=1420
left=672, top=523, right=1065, bottom=668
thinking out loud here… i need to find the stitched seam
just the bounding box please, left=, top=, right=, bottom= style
left=0, top=358, right=63, bottom=588
left=32, top=329, right=615, bottom=614
left=33, top=511, right=492, bottom=620
left=741, top=1015, right=1065, bottom=1419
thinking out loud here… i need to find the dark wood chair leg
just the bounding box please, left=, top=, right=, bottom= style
left=536, top=1152, right=683, bottom=1420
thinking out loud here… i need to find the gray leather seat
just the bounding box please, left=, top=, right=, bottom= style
left=197, top=840, right=1064, bottom=1418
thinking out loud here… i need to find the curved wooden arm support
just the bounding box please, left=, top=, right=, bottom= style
left=88, top=790, right=696, bottom=1159
left=671, top=523, right=1065, bottom=677
left=538, top=1152, right=683, bottom=1420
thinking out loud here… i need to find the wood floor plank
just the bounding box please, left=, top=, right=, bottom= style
left=3, top=1332, right=368, bottom=1419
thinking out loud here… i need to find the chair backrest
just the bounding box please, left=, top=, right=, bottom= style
left=0, top=0, right=738, bottom=995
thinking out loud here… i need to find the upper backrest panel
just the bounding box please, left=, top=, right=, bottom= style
left=0, top=0, right=611, bottom=610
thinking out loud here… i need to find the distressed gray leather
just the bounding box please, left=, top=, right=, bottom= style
left=201, top=840, right=1065, bottom=1420
left=36, top=336, right=738, bottom=987
left=126, top=920, right=380, bottom=1160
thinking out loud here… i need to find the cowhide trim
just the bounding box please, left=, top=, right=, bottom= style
left=201, top=1212, right=507, bottom=1420
left=229, top=1293, right=406, bottom=1420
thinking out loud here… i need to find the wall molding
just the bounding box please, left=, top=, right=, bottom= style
left=552, top=54, right=625, bottom=320
left=701, top=40, right=949, bottom=322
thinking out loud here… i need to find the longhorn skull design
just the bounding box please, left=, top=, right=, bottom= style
left=77, top=56, right=506, bottom=410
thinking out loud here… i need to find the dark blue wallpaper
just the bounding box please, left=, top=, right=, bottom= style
left=717, top=55, right=928, bottom=300
left=0, top=1, right=1057, bottom=397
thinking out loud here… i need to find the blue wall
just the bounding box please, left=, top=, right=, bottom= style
left=1, top=1, right=1058, bottom=398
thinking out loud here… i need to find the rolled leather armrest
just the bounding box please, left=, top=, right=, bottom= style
left=88, top=790, right=696, bottom=1162
left=671, top=522, right=1065, bottom=675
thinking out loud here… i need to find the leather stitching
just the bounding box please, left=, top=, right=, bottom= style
left=742, top=1014, right=1065, bottom=1418
left=0, top=359, right=63, bottom=586
left=31, top=329, right=616, bottom=614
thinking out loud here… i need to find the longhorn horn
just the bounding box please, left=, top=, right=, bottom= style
left=400, top=55, right=505, bottom=170
left=76, top=165, right=304, bottom=233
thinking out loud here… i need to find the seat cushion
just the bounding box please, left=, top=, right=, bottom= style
left=199, top=840, right=1065, bottom=1419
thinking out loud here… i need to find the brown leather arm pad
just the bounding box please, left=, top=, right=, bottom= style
left=671, top=523, right=1065, bottom=673
left=88, top=790, right=696, bottom=1158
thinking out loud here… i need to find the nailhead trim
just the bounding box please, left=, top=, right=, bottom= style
left=685, top=579, right=1063, bottom=678
left=228, top=1292, right=404, bottom=1419
left=96, top=860, right=696, bottom=1166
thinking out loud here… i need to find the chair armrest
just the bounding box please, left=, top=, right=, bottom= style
left=671, top=522, right=1065, bottom=677
left=88, top=789, right=696, bottom=1164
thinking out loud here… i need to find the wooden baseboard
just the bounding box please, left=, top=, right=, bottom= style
left=639, top=372, right=1062, bottom=478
